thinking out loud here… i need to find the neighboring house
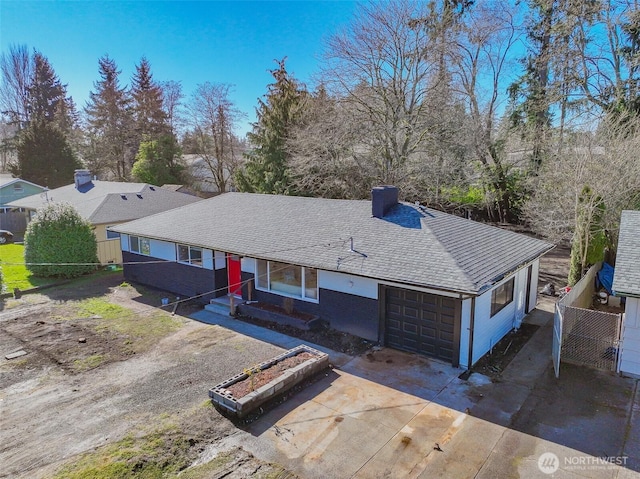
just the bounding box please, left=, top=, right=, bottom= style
left=112, top=186, right=553, bottom=369
left=7, top=169, right=202, bottom=264
left=182, top=154, right=234, bottom=195
left=612, top=210, right=640, bottom=378
left=0, top=174, right=47, bottom=212
left=160, top=184, right=209, bottom=198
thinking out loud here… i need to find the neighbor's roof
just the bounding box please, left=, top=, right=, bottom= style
left=112, top=193, right=554, bottom=295
left=160, top=184, right=184, bottom=191
left=0, top=175, right=46, bottom=190
left=613, top=210, right=640, bottom=297
left=7, top=180, right=201, bottom=224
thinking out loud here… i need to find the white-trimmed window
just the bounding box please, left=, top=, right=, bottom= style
left=130, top=236, right=150, bottom=256
left=491, top=277, right=514, bottom=316
left=177, top=244, right=203, bottom=267
left=106, top=226, right=120, bottom=240
left=255, top=260, right=318, bottom=301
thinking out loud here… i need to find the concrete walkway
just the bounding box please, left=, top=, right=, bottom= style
left=191, top=301, right=640, bottom=478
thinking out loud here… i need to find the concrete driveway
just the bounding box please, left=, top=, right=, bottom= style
left=192, top=301, right=640, bottom=479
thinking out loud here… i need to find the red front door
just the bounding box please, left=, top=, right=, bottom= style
left=227, top=255, right=242, bottom=296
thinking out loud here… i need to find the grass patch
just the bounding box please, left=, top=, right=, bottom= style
left=78, top=298, right=131, bottom=320
left=75, top=298, right=182, bottom=353
left=54, top=425, right=194, bottom=479
left=73, top=354, right=106, bottom=372
left=0, top=244, right=56, bottom=292
left=178, top=453, right=235, bottom=479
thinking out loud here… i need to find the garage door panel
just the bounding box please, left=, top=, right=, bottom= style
left=387, top=305, right=403, bottom=314
left=440, top=331, right=454, bottom=342
left=403, top=322, right=418, bottom=334
left=421, top=311, right=437, bottom=322
left=420, top=326, right=436, bottom=338
left=402, top=307, right=419, bottom=319
left=385, top=287, right=459, bottom=364
left=403, top=290, right=419, bottom=302
left=422, top=344, right=436, bottom=355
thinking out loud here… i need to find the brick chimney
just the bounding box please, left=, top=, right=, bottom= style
left=74, top=169, right=92, bottom=189
left=371, top=186, right=398, bottom=218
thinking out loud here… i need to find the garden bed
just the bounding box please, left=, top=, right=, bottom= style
left=209, top=345, right=329, bottom=418
left=237, top=301, right=321, bottom=331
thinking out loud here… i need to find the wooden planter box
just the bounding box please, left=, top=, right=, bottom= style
left=209, top=345, right=329, bottom=418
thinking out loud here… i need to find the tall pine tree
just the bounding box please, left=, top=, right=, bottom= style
left=84, top=55, right=133, bottom=179
left=235, top=59, right=307, bottom=194
left=131, top=56, right=167, bottom=139
left=17, top=121, right=81, bottom=188
left=13, top=52, right=80, bottom=187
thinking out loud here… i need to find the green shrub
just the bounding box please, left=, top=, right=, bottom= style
left=440, top=185, right=485, bottom=206
left=24, top=202, right=98, bottom=278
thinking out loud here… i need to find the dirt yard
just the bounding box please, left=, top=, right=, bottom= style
left=0, top=273, right=297, bottom=478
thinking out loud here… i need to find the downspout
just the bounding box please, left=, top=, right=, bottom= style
left=467, top=297, right=476, bottom=371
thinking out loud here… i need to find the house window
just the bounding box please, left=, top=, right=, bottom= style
left=130, top=236, right=150, bottom=256
left=13, top=184, right=23, bottom=193
left=255, top=259, right=318, bottom=302
left=177, top=244, right=203, bottom=266
left=491, top=277, right=514, bottom=316
left=106, top=226, right=120, bottom=240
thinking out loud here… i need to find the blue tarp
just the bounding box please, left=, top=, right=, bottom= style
left=597, top=262, right=615, bottom=295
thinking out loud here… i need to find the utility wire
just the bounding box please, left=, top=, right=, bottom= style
left=1, top=237, right=367, bottom=307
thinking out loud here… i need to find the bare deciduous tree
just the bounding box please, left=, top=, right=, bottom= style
left=288, top=87, right=375, bottom=199
left=525, top=114, right=640, bottom=283
left=448, top=1, right=524, bottom=221
left=161, top=80, right=184, bottom=137
left=186, top=82, right=245, bottom=193
left=0, top=44, right=32, bottom=127
left=321, top=0, right=443, bottom=188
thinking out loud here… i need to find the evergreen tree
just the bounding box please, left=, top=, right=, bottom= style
left=131, top=56, right=167, bottom=139
left=509, top=0, right=600, bottom=170
left=16, top=120, right=82, bottom=188
left=131, top=136, right=184, bottom=185
left=84, top=55, right=133, bottom=179
left=12, top=51, right=80, bottom=187
left=27, top=52, right=67, bottom=124
left=235, top=59, right=307, bottom=194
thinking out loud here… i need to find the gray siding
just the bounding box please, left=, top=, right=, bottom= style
left=320, top=289, right=378, bottom=341
left=123, top=251, right=217, bottom=303
left=214, top=268, right=228, bottom=297
left=240, top=272, right=379, bottom=341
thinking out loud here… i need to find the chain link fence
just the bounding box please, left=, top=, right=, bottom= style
left=554, top=262, right=622, bottom=376
left=560, top=305, right=621, bottom=371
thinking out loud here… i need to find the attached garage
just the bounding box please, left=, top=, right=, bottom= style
left=384, top=287, right=461, bottom=366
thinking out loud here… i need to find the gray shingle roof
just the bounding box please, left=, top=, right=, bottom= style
left=7, top=181, right=201, bottom=224
left=112, top=193, right=553, bottom=295
left=613, top=210, right=640, bottom=297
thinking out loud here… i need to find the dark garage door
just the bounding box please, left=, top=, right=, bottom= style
left=385, top=287, right=459, bottom=365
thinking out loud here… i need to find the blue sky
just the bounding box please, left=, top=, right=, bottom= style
left=0, top=0, right=358, bottom=136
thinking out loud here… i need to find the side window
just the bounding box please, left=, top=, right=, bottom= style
left=130, top=236, right=150, bottom=255
left=177, top=244, right=203, bottom=266
left=130, top=236, right=140, bottom=253
left=491, top=278, right=514, bottom=316
left=106, top=226, right=120, bottom=240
